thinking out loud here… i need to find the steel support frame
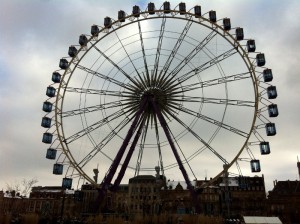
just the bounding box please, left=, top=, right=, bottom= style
left=150, top=97, right=200, bottom=213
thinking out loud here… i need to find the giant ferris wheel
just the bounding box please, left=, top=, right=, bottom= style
left=41, top=2, right=278, bottom=194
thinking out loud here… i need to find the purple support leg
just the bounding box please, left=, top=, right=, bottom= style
left=150, top=97, right=200, bottom=213
left=95, top=99, right=147, bottom=211
left=111, top=117, right=146, bottom=192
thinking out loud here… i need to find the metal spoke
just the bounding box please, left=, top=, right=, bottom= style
left=60, top=100, right=132, bottom=118
left=76, top=64, right=137, bottom=92
left=64, top=106, right=136, bottom=144
left=158, top=30, right=216, bottom=89
left=157, top=19, right=193, bottom=87
left=164, top=48, right=237, bottom=92
left=92, top=45, right=144, bottom=91
left=170, top=103, right=249, bottom=138
left=153, top=17, right=166, bottom=87
left=138, top=21, right=150, bottom=86
left=65, top=86, right=136, bottom=98
left=78, top=112, right=135, bottom=168
left=165, top=109, right=229, bottom=164
left=170, top=96, right=255, bottom=107
left=112, top=27, right=147, bottom=90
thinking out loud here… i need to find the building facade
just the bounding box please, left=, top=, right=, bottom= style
left=267, top=180, right=300, bottom=224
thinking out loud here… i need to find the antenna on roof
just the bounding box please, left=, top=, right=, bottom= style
left=297, top=156, right=300, bottom=180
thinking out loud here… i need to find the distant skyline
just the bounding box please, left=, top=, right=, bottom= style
left=0, top=0, right=299, bottom=192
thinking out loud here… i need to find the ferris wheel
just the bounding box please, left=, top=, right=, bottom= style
left=41, top=2, right=278, bottom=192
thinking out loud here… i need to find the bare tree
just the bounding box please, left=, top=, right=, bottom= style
left=6, top=177, right=38, bottom=197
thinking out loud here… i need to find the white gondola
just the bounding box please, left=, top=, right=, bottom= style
left=118, top=10, right=126, bottom=22
left=260, top=142, right=270, bottom=155
left=194, top=6, right=201, bottom=18
left=46, top=86, right=56, bottom=97
left=236, top=28, right=244, bottom=41
left=104, top=17, right=112, bottom=28
left=59, top=58, right=68, bottom=69
left=42, top=133, right=53, bottom=144
left=263, top=69, right=273, bottom=82
left=247, top=39, right=256, bottom=52
left=266, top=123, right=276, bottom=136
left=268, top=104, right=279, bottom=117
left=46, top=148, right=57, bottom=160
left=42, top=101, right=52, bottom=112
left=62, top=178, right=73, bottom=189
left=148, top=3, right=155, bottom=14
left=68, top=46, right=77, bottom=58
left=179, top=3, right=186, bottom=15
left=256, top=53, right=266, bottom=67
left=163, top=1, right=171, bottom=13
left=41, top=117, right=51, bottom=128
left=79, top=34, right=88, bottom=46
left=91, top=25, right=100, bottom=36
left=53, top=164, right=63, bottom=175
left=132, top=5, right=140, bottom=17
left=209, top=11, right=216, bottom=22
left=52, top=72, right=61, bottom=83
left=223, top=18, right=231, bottom=31
left=267, top=86, right=277, bottom=99
left=74, top=190, right=84, bottom=201
left=250, top=160, right=261, bottom=172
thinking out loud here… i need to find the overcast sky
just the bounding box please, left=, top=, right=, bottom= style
left=0, top=0, right=299, bottom=193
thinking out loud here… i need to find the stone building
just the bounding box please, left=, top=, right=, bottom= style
left=0, top=190, right=28, bottom=215
left=218, top=175, right=267, bottom=218
left=267, top=180, right=300, bottom=224
left=127, top=171, right=165, bottom=215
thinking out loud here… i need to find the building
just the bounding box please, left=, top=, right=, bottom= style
left=219, top=175, right=267, bottom=218
left=267, top=180, right=300, bottom=224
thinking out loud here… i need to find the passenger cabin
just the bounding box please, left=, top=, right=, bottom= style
left=268, top=104, right=279, bottom=117
left=194, top=6, right=201, bottom=18
left=148, top=3, right=155, bottom=15
left=91, top=25, right=100, bottom=36
left=236, top=28, right=244, bottom=41
left=53, top=164, right=63, bottom=175
left=179, top=2, right=186, bottom=15
left=263, top=69, right=273, bottom=82
left=163, top=1, right=171, bottom=13
left=104, top=17, right=112, bottom=28
left=223, top=18, right=231, bottom=31
left=247, top=39, right=256, bottom=52
left=74, top=190, right=84, bottom=201
left=68, top=46, right=77, bottom=58
left=260, top=142, right=270, bottom=155
left=250, top=160, right=261, bottom=172
left=267, top=86, right=277, bottom=99
left=79, top=34, right=88, bottom=46
left=266, top=123, right=276, bottom=136
left=46, top=86, right=56, bottom=98
left=62, top=178, right=72, bottom=189
left=132, top=5, right=140, bottom=17
left=52, top=72, right=61, bottom=83
left=118, top=10, right=126, bottom=22
left=43, top=101, right=53, bottom=112
left=41, top=117, right=51, bottom=128
left=209, top=11, right=216, bottom=22
left=256, top=53, right=266, bottom=67
left=46, top=148, right=57, bottom=160
left=42, top=133, right=53, bottom=144
left=59, top=58, right=68, bottom=69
